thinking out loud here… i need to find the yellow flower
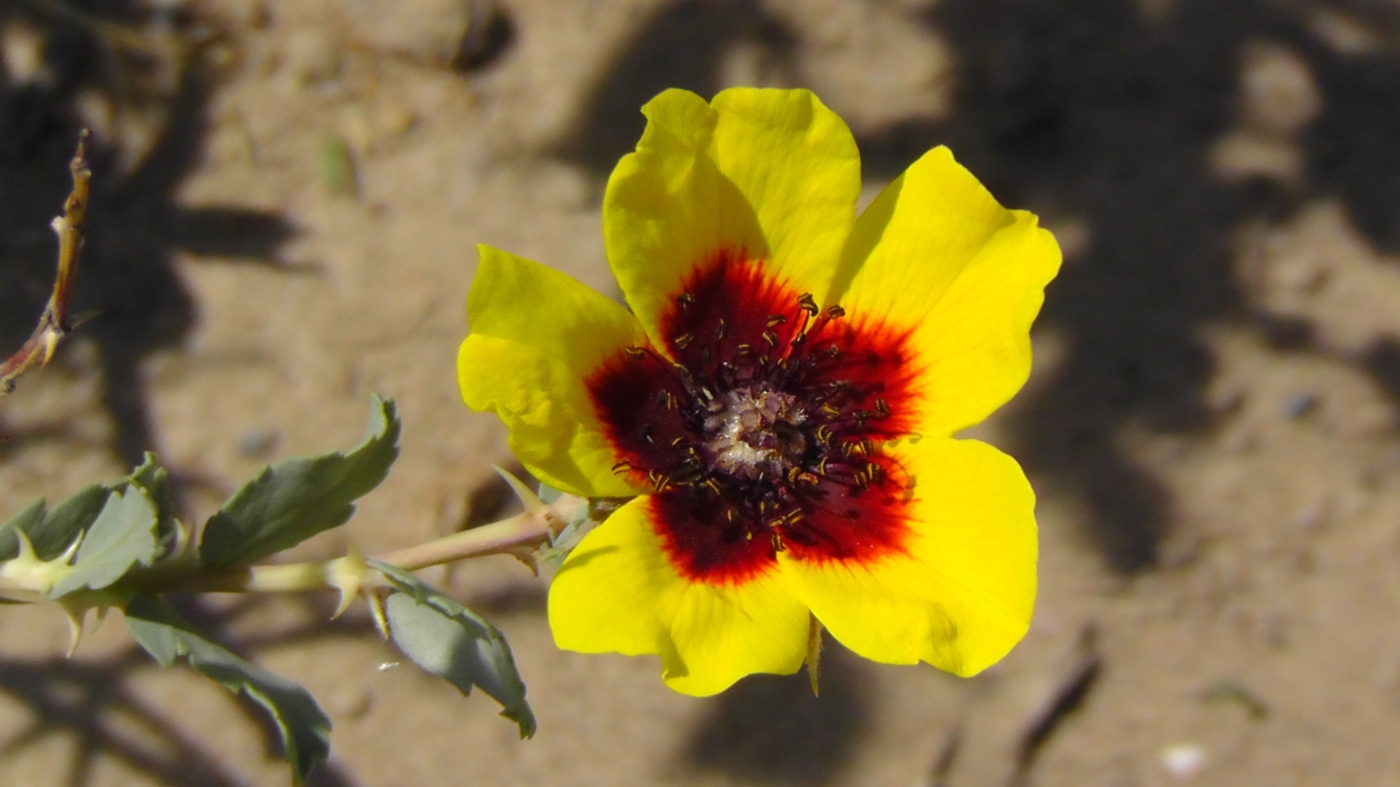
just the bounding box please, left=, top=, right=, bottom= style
left=458, top=88, right=1061, bottom=696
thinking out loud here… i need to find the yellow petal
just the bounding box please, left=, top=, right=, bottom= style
left=549, top=496, right=811, bottom=696
left=832, top=146, right=1061, bottom=437
left=779, top=437, right=1037, bottom=676
left=603, top=88, right=861, bottom=346
left=458, top=245, right=647, bottom=497
left=710, top=88, right=862, bottom=298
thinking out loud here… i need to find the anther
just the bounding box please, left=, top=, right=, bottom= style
left=821, top=402, right=842, bottom=418
left=866, top=461, right=885, bottom=484
left=874, top=398, right=891, bottom=418
left=815, top=425, right=834, bottom=444
left=826, top=305, right=846, bottom=318
left=702, top=478, right=723, bottom=496
left=797, top=293, right=819, bottom=315
left=647, top=470, right=671, bottom=492
left=797, top=472, right=820, bottom=487
left=762, top=330, right=780, bottom=349
left=676, top=293, right=694, bottom=309
left=674, top=332, right=695, bottom=349
left=817, top=456, right=831, bottom=475
left=737, top=343, right=754, bottom=357
left=624, top=346, right=646, bottom=359
left=716, top=319, right=727, bottom=341
left=771, top=532, right=786, bottom=552
left=766, top=314, right=787, bottom=327
left=611, top=460, right=633, bottom=474
left=670, top=436, right=688, bottom=447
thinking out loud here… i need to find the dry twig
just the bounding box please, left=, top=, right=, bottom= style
left=0, top=131, right=91, bottom=396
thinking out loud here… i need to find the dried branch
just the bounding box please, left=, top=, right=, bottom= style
left=0, top=131, right=91, bottom=397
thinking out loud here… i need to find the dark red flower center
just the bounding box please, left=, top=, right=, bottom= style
left=588, top=249, right=922, bottom=584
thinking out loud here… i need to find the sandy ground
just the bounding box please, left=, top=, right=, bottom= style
left=5, top=0, right=1400, bottom=784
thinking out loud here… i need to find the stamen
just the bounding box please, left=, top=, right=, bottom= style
left=624, top=346, right=646, bottom=359
left=766, top=314, right=787, bottom=327
left=676, top=293, right=694, bottom=309
left=797, top=293, right=819, bottom=315
left=674, top=332, right=695, bottom=349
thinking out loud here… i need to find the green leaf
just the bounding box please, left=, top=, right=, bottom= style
left=48, top=485, right=160, bottom=598
left=119, top=453, right=179, bottom=554
left=369, top=559, right=536, bottom=737
left=125, top=595, right=331, bottom=784
left=0, top=485, right=109, bottom=561
left=200, top=394, right=401, bottom=567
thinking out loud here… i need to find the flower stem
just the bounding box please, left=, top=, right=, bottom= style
left=126, top=495, right=583, bottom=597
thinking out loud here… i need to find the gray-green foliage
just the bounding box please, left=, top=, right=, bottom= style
left=371, top=558, right=537, bottom=737
left=46, top=484, right=159, bottom=597
left=0, top=394, right=539, bottom=782
left=125, top=594, right=332, bottom=784
left=200, top=393, right=401, bottom=567
left=0, top=485, right=109, bottom=560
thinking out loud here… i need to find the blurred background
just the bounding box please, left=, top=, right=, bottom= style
left=3, top=0, right=1400, bottom=784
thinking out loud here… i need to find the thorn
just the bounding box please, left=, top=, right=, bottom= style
left=366, top=590, right=390, bottom=641
left=58, top=529, right=85, bottom=565
left=505, top=545, right=541, bottom=575
left=58, top=600, right=86, bottom=658
left=494, top=465, right=546, bottom=515
left=330, top=545, right=367, bottom=619
left=13, top=529, right=36, bottom=563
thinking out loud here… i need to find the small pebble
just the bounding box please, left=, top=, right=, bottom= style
left=1160, top=742, right=1207, bottom=780
left=1284, top=391, right=1319, bottom=420
left=238, top=427, right=279, bottom=459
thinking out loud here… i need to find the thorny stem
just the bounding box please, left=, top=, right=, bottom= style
left=120, top=493, right=590, bottom=597
left=0, top=131, right=90, bottom=396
